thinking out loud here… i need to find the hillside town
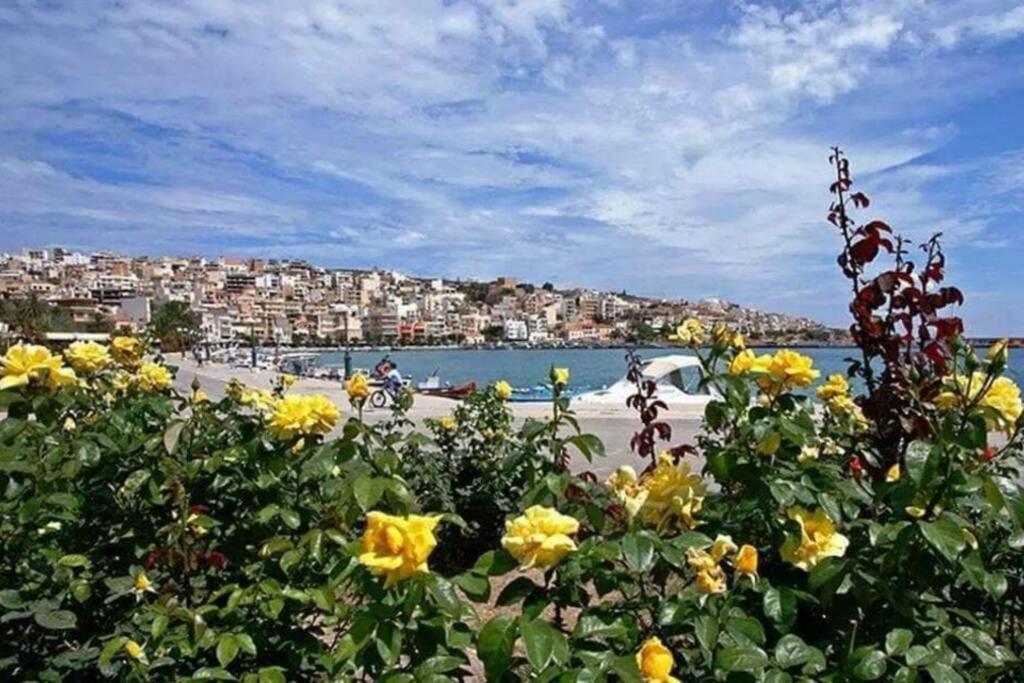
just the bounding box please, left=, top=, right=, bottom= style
left=0, top=248, right=840, bottom=347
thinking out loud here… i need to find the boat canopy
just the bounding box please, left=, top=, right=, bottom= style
left=571, top=354, right=713, bottom=405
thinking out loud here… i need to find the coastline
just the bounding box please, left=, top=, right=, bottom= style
left=170, top=354, right=705, bottom=477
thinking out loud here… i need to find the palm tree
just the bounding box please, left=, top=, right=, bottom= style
left=149, top=301, right=201, bottom=352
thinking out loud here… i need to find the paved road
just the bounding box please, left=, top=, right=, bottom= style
left=173, top=361, right=704, bottom=479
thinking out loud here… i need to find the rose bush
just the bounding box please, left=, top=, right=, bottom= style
left=1, top=150, right=1022, bottom=681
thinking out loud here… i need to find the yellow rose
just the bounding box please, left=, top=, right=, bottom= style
left=135, top=363, right=172, bottom=392
left=280, top=374, right=298, bottom=389
left=636, top=637, right=680, bottom=683
left=824, top=394, right=858, bottom=417
left=358, top=511, right=442, bottom=587
left=780, top=507, right=849, bottom=571
left=267, top=394, right=339, bottom=440
left=685, top=547, right=718, bottom=572
left=710, top=535, right=738, bottom=562
left=885, top=463, right=901, bottom=482
left=191, top=389, right=209, bottom=404
left=798, top=445, right=820, bottom=461
left=64, top=341, right=112, bottom=374
left=346, top=373, right=371, bottom=402
left=606, top=466, right=649, bottom=521
left=695, top=566, right=727, bottom=594
left=0, top=343, right=76, bottom=391
left=756, top=432, right=781, bottom=456
left=110, top=336, right=144, bottom=366
left=816, top=373, right=849, bottom=401
left=640, top=452, right=706, bottom=530
left=983, top=377, right=1022, bottom=432
left=240, top=387, right=276, bottom=412
left=728, top=349, right=771, bottom=377
left=987, top=339, right=1009, bottom=364
left=710, top=322, right=733, bottom=349
left=501, top=506, right=579, bottom=569
left=670, top=317, right=705, bottom=347
left=439, top=415, right=457, bottom=431
left=758, top=349, right=820, bottom=395
left=937, top=373, right=1022, bottom=433
left=731, top=333, right=746, bottom=351
left=734, top=544, right=759, bottom=578
left=134, top=572, right=152, bottom=592
left=550, top=367, right=570, bottom=388
left=124, top=639, right=144, bottom=660
left=905, top=506, right=926, bottom=518
left=37, top=354, right=78, bottom=391
left=607, top=465, right=639, bottom=495
left=494, top=380, right=513, bottom=401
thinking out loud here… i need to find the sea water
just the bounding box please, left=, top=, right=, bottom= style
left=313, top=347, right=1022, bottom=392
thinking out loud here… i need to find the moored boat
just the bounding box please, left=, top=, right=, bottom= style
left=571, top=354, right=715, bottom=406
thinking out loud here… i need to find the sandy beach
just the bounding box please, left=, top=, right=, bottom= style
left=170, top=355, right=705, bottom=478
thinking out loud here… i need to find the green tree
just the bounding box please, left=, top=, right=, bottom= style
left=482, top=324, right=505, bottom=342
left=0, top=294, right=53, bottom=342
left=148, top=300, right=201, bottom=352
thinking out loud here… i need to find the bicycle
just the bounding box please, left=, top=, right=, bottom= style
left=369, top=382, right=404, bottom=408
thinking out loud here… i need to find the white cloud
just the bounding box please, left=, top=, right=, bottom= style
left=0, top=0, right=1023, bottom=332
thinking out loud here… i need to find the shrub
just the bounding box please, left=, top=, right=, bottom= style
left=0, top=150, right=1022, bottom=681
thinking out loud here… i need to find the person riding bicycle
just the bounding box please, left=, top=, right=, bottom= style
left=384, top=362, right=403, bottom=394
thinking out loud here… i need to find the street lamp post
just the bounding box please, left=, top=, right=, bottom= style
left=343, top=312, right=352, bottom=380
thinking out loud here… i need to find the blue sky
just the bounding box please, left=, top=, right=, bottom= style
left=1, top=1, right=1023, bottom=334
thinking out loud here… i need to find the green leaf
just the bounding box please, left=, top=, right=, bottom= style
left=473, top=549, right=519, bottom=576
left=716, top=645, right=769, bottom=672
left=764, top=587, right=797, bottom=632
left=352, top=475, right=384, bottom=511
left=621, top=532, right=655, bottom=572
left=904, top=645, right=935, bottom=667
left=952, top=626, right=1006, bottom=666
left=808, top=558, right=847, bottom=591
left=574, top=614, right=628, bottom=640
left=520, top=616, right=557, bottom=670
left=496, top=576, right=537, bottom=606
left=725, top=616, right=765, bottom=646
left=919, top=516, right=966, bottom=562
left=235, top=633, right=257, bottom=656
left=258, top=668, right=286, bottom=683
left=565, top=433, right=605, bottom=461
left=151, top=614, right=169, bottom=639
left=925, top=662, right=965, bottom=683
left=774, top=634, right=811, bottom=669
left=34, top=610, right=77, bottom=630
left=892, top=666, right=919, bottom=683
left=216, top=634, right=239, bottom=667
left=414, top=656, right=465, bottom=676
left=476, top=615, right=517, bottom=681
left=57, top=554, right=90, bottom=568
left=279, top=508, right=301, bottom=530
left=191, top=667, right=235, bottom=679
left=163, top=420, right=185, bottom=454
left=694, top=615, right=718, bottom=652
left=850, top=647, right=887, bottom=680
left=885, top=629, right=913, bottom=656
left=454, top=572, right=491, bottom=602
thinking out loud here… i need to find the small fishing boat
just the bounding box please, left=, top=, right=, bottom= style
left=508, top=384, right=582, bottom=402
left=415, top=370, right=476, bottom=400
left=571, top=354, right=716, bottom=406
left=418, top=382, right=476, bottom=400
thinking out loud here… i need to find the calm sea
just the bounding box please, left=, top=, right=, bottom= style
left=313, top=347, right=1023, bottom=392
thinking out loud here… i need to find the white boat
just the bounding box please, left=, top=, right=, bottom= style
left=571, top=354, right=716, bottom=406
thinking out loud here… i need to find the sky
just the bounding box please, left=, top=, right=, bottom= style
left=1, top=1, right=1023, bottom=334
